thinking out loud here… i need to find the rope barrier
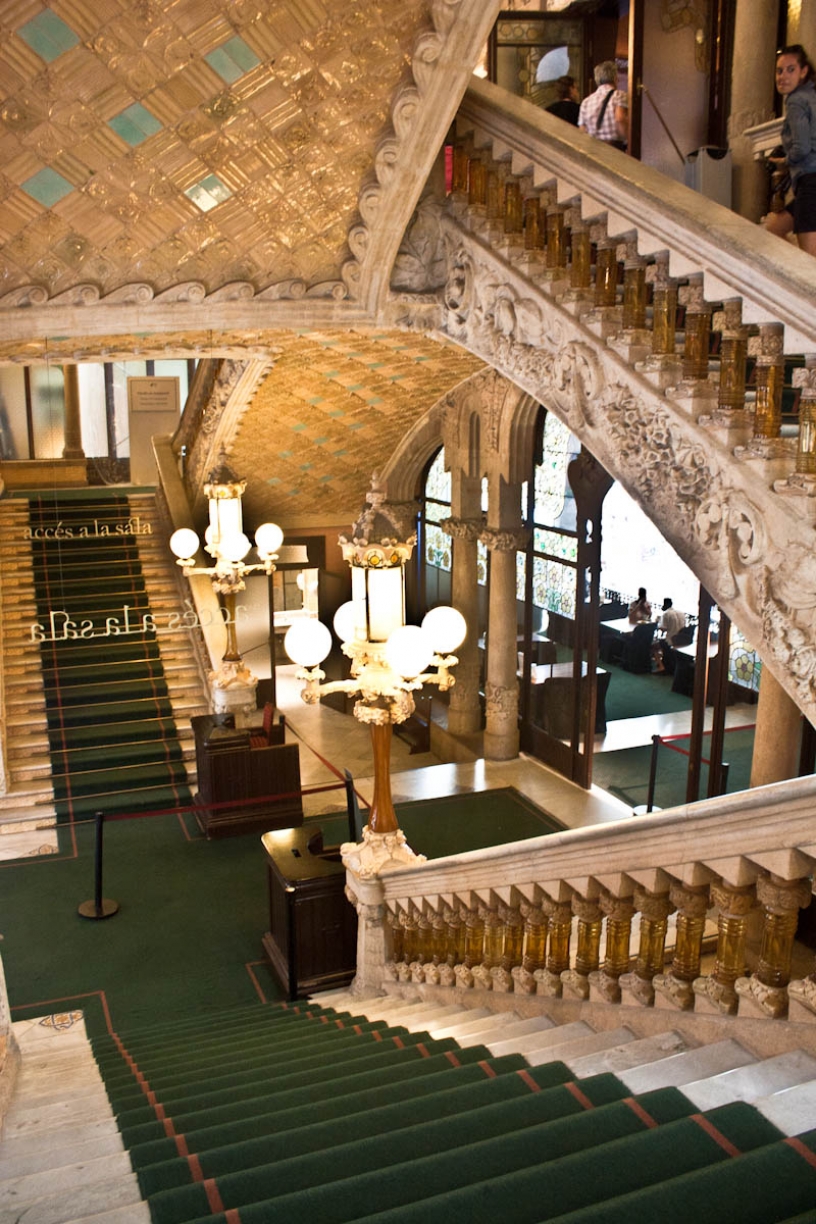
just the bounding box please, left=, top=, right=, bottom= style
left=644, top=721, right=755, bottom=812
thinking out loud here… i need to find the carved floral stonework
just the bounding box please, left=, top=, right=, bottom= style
left=388, top=210, right=816, bottom=724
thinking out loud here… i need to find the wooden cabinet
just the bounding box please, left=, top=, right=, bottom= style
left=192, top=714, right=304, bottom=837
left=261, top=827, right=358, bottom=1000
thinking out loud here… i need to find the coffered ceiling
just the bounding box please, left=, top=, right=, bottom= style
left=0, top=0, right=430, bottom=305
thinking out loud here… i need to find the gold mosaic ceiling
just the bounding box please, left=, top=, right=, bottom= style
left=227, top=329, right=485, bottom=524
left=0, top=0, right=431, bottom=301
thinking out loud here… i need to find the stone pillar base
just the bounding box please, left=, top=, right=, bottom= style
left=652, top=972, right=695, bottom=1012
left=619, top=970, right=655, bottom=1008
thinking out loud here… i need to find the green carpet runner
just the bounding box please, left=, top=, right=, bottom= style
left=88, top=1000, right=816, bottom=1224
left=27, top=492, right=192, bottom=823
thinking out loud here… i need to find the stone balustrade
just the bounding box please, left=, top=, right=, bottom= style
left=346, top=774, right=816, bottom=1026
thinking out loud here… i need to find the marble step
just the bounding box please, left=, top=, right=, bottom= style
left=565, top=1029, right=689, bottom=1077
left=681, top=1050, right=816, bottom=1112
left=419, top=1010, right=538, bottom=1042
left=754, top=1078, right=816, bottom=1137
left=455, top=1013, right=556, bottom=1050
left=513, top=1025, right=636, bottom=1066
left=616, top=1038, right=756, bottom=1093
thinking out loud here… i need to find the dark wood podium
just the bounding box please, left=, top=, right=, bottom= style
left=261, top=826, right=358, bottom=1000
left=192, top=713, right=304, bottom=838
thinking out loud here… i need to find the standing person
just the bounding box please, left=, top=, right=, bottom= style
left=546, top=76, right=580, bottom=126
left=578, top=61, right=628, bottom=151
left=627, top=587, right=652, bottom=624
left=652, top=598, right=686, bottom=672
left=763, top=45, right=816, bottom=257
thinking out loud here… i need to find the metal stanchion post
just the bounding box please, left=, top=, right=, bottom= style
left=78, top=811, right=120, bottom=920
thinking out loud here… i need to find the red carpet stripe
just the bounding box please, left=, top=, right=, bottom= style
left=691, top=1113, right=742, bottom=1156
left=416, top=1043, right=430, bottom=1058
left=516, top=1069, right=541, bottom=1092
left=204, top=1178, right=225, bottom=1212
left=479, top=1060, right=497, bottom=1078
left=785, top=1136, right=816, bottom=1169
left=565, top=1080, right=595, bottom=1110
left=445, top=1051, right=462, bottom=1067
left=624, top=1096, right=659, bottom=1128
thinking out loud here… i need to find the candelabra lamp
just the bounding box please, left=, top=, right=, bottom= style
left=282, top=479, right=465, bottom=871
left=169, top=457, right=284, bottom=715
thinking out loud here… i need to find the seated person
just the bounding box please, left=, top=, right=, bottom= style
left=627, top=587, right=652, bottom=624
left=652, top=597, right=686, bottom=673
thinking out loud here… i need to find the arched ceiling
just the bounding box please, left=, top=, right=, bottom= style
left=225, top=329, right=485, bottom=527
left=0, top=0, right=430, bottom=302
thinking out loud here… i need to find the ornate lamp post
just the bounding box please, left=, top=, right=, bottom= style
left=169, top=457, right=284, bottom=715
left=283, top=479, right=465, bottom=870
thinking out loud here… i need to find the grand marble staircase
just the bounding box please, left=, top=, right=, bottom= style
left=382, top=77, right=816, bottom=731
left=0, top=491, right=209, bottom=838
left=2, top=993, right=816, bottom=1223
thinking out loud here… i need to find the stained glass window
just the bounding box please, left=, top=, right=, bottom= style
left=424, top=448, right=451, bottom=572
left=531, top=413, right=579, bottom=619
left=728, top=624, right=762, bottom=693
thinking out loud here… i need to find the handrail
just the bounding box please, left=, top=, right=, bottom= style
left=459, top=78, right=816, bottom=352
left=377, top=772, right=816, bottom=904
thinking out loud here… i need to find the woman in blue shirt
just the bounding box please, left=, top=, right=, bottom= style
left=764, top=44, right=816, bottom=256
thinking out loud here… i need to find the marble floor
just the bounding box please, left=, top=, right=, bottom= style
left=0, top=665, right=757, bottom=861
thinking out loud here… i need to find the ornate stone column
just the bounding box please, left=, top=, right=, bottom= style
left=653, top=881, right=710, bottom=1011
left=512, top=901, right=548, bottom=994
left=729, top=0, right=778, bottom=221
left=482, top=524, right=525, bottom=760
left=693, top=880, right=756, bottom=1015
left=589, top=890, right=635, bottom=1004
left=562, top=894, right=603, bottom=1001
left=61, top=364, right=86, bottom=461
left=737, top=875, right=812, bottom=1018
left=752, top=322, right=785, bottom=443
left=620, top=886, right=675, bottom=1007
left=749, top=663, right=803, bottom=787
left=639, top=254, right=682, bottom=392
left=443, top=516, right=482, bottom=736
left=455, top=904, right=485, bottom=989
left=609, top=239, right=650, bottom=365
left=534, top=895, right=573, bottom=998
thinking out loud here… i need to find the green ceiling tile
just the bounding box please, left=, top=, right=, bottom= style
left=20, top=167, right=74, bottom=207
left=328, top=409, right=345, bottom=418
left=291, top=423, right=306, bottom=432
left=322, top=370, right=339, bottom=378
left=266, top=476, right=281, bottom=485
left=320, top=475, right=333, bottom=482
left=185, top=173, right=231, bottom=212
left=366, top=397, right=383, bottom=405
left=313, top=436, right=328, bottom=445
left=205, top=36, right=261, bottom=84
left=348, top=422, right=366, bottom=430
left=278, top=450, right=292, bottom=459
left=307, top=396, right=324, bottom=405
left=108, top=103, right=162, bottom=147
left=333, top=449, right=347, bottom=457
left=18, top=10, right=79, bottom=62
left=300, top=463, right=312, bottom=471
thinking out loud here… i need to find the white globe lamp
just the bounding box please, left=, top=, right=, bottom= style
left=385, top=624, right=435, bottom=679
left=421, top=606, right=467, bottom=655
left=169, top=527, right=200, bottom=562
left=284, top=619, right=333, bottom=667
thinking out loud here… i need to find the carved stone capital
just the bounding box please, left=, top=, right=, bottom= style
left=633, top=887, right=674, bottom=923
left=561, top=968, right=591, bottom=1000
left=652, top=971, right=695, bottom=1011
left=540, top=898, right=573, bottom=925
left=472, top=963, right=493, bottom=991
left=511, top=965, right=537, bottom=994
left=533, top=967, right=563, bottom=998
left=491, top=966, right=514, bottom=993
left=599, top=891, right=635, bottom=922
left=478, top=525, right=528, bottom=552
left=588, top=968, right=622, bottom=1003
left=441, top=516, right=482, bottom=541
left=755, top=875, right=812, bottom=915
left=710, top=881, right=756, bottom=917
left=669, top=882, right=710, bottom=916
left=788, top=975, right=816, bottom=1016
left=571, top=896, right=602, bottom=923
left=454, top=963, right=475, bottom=989
left=484, top=681, right=518, bottom=721
left=735, top=974, right=789, bottom=1019
left=438, top=964, right=456, bottom=988
left=341, top=826, right=426, bottom=879
left=520, top=902, right=547, bottom=926
left=693, top=973, right=738, bottom=1014
left=619, top=970, right=655, bottom=1007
